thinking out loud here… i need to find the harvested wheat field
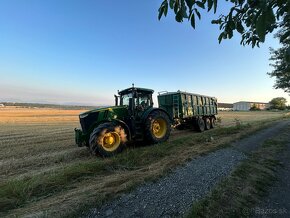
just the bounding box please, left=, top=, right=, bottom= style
left=0, top=107, right=289, bottom=217
left=218, top=110, right=289, bottom=126
left=0, top=106, right=85, bottom=123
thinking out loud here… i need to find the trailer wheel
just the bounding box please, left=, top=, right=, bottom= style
left=196, top=117, right=205, bottom=132
left=204, top=117, right=211, bottom=130
left=89, top=122, right=127, bottom=157
left=210, top=117, right=216, bottom=128
left=145, top=110, right=171, bottom=144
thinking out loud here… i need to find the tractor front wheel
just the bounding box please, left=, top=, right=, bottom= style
left=89, top=122, right=127, bottom=157
left=145, top=110, right=171, bottom=144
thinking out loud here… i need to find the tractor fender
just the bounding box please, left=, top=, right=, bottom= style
left=88, top=119, right=131, bottom=141
left=141, top=107, right=172, bottom=124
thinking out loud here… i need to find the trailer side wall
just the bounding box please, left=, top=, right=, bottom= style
left=158, top=92, right=217, bottom=119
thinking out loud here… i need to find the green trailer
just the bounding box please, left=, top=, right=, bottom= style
left=158, top=91, right=217, bottom=131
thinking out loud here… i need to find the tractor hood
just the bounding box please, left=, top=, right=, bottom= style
left=79, top=106, right=127, bottom=118
left=79, top=106, right=128, bottom=134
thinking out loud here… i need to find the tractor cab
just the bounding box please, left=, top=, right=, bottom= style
left=115, top=86, right=154, bottom=115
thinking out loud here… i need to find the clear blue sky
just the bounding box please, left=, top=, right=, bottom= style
left=0, top=0, right=289, bottom=105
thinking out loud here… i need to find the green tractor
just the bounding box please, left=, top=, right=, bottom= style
left=75, top=86, right=171, bottom=157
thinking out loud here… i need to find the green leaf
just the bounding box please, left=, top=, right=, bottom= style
left=185, top=0, right=195, bottom=9
left=213, top=0, right=217, bottom=13
left=266, top=7, right=276, bottom=26
left=181, top=3, right=189, bottom=18
left=164, top=2, right=169, bottom=16
left=207, top=0, right=213, bottom=11
left=252, top=39, right=256, bottom=48
left=158, top=0, right=168, bottom=20
left=211, top=19, right=219, bottom=24
left=196, top=1, right=205, bottom=9
left=218, top=32, right=224, bottom=43
left=236, top=21, right=244, bottom=34
left=182, top=9, right=189, bottom=18
left=158, top=6, right=164, bottom=20
left=169, top=0, right=175, bottom=9
left=228, top=29, right=233, bottom=39
left=194, top=8, right=201, bottom=19
left=229, top=20, right=235, bottom=29
left=176, top=10, right=184, bottom=22
left=256, top=13, right=266, bottom=42
left=191, top=12, right=196, bottom=29
left=174, top=1, right=179, bottom=13
left=280, top=30, right=290, bottom=43
left=286, top=47, right=290, bottom=62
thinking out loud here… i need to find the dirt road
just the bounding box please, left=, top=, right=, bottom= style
left=86, top=119, right=290, bottom=218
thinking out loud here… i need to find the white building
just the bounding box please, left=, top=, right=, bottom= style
left=233, top=101, right=270, bottom=111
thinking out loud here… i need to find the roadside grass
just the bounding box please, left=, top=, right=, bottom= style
left=1, top=117, right=289, bottom=217
left=187, top=126, right=290, bottom=218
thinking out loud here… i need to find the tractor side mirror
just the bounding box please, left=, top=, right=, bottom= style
left=114, top=95, right=118, bottom=106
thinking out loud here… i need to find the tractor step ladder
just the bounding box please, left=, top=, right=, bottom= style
left=134, top=119, right=144, bottom=140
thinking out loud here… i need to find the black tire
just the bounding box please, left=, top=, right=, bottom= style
left=196, top=117, right=205, bottom=132
left=204, top=117, right=211, bottom=130
left=89, top=122, right=127, bottom=157
left=210, top=116, right=216, bottom=129
left=144, top=110, right=171, bottom=144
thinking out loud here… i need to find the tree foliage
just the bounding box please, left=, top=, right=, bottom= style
left=269, top=97, right=287, bottom=110
left=250, top=103, right=261, bottom=110
left=158, top=0, right=290, bottom=47
left=268, top=15, right=290, bottom=93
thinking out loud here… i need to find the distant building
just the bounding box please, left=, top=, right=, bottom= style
left=0, top=104, right=4, bottom=107
left=233, top=101, right=270, bottom=111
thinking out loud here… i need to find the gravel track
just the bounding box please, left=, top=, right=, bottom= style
left=87, top=120, right=290, bottom=218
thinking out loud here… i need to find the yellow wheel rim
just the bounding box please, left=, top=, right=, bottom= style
left=152, top=118, right=167, bottom=138
left=102, top=132, right=121, bottom=152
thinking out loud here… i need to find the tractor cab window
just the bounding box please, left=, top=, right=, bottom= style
left=121, top=93, right=133, bottom=106
left=136, top=94, right=151, bottom=110
left=138, top=95, right=149, bottom=107
left=120, top=92, right=152, bottom=110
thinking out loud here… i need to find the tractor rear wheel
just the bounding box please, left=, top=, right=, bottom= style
left=89, top=122, right=127, bottom=157
left=196, top=117, right=205, bottom=132
left=145, top=110, right=171, bottom=144
left=204, top=117, right=211, bottom=130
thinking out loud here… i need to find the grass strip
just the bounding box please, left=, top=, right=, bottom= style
left=187, top=129, right=289, bottom=218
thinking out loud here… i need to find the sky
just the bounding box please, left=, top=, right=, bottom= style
left=0, top=0, right=289, bottom=106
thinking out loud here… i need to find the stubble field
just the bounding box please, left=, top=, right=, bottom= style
left=0, top=107, right=288, bottom=217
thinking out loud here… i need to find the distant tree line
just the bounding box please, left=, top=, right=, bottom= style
left=269, top=97, right=288, bottom=110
